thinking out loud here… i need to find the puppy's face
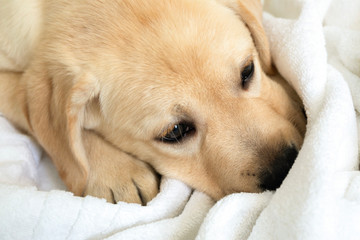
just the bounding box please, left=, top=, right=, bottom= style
left=45, top=0, right=306, bottom=200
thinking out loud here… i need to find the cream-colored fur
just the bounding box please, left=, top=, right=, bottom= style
left=0, top=0, right=306, bottom=204
left=0, top=0, right=42, bottom=71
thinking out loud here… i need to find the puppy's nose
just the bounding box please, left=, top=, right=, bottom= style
left=259, top=146, right=298, bottom=191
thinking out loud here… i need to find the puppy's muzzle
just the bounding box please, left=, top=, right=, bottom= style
left=259, top=145, right=298, bottom=191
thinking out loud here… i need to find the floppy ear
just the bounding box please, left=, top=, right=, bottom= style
left=65, top=73, right=101, bottom=193
left=218, top=0, right=274, bottom=75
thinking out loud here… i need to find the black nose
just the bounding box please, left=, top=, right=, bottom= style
left=259, top=146, right=298, bottom=191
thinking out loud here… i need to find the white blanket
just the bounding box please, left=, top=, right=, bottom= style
left=1, top=0, right=360, bottom=239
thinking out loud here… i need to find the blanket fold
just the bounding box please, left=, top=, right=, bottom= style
left=0, top=0, right=359, bottom=239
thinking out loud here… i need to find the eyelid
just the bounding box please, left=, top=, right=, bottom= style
left=239, top=55, right=254, bottom=70
left=159, top=123, right=176, bottom=138
left=241, top=61, right=254, bottom=90
left=157, top=121, right=196, bottom=144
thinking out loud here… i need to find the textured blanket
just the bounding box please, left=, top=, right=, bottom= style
left=1, top=0, right=359, bottom=239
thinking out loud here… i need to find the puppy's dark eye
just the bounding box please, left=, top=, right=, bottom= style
left=159, top=122, right=195, bottom=143
left=241, top=61, right=254, bottom=89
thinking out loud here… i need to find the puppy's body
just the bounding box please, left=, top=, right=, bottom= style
left=0, top=0, right=306, bottom=204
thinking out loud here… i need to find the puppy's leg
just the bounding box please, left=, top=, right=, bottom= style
left=0, top=71, right=159, bottom=204
left=82, top=130, right=160, bottom=205
left=0, top=71, right=30, bottom=132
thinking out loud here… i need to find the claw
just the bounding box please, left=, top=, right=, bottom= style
left=132, top=179, right=145, bottom=206
left=110, top=188, right=116, bottom=204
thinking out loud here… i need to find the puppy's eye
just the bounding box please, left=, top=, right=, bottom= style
left=159, top=122, right=195, bottom=143
left=241, top=61, right=254, bottom=89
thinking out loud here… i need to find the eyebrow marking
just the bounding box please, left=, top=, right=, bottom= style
left=173, top=104, right=186, bottom=114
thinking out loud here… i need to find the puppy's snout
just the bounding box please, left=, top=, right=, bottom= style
left=259, top=145, right=298, bottom=191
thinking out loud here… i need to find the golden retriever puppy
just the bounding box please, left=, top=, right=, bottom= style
left=0, top=0, right=306, bottom=204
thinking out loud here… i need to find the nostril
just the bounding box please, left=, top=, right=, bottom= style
left=259, top=145, right=298, bottom=191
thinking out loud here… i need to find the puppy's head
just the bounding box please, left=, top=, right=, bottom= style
left=45, top=0, right=306, bottom=199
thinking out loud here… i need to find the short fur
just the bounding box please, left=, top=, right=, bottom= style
left=0, top=0, right=306, bottom=204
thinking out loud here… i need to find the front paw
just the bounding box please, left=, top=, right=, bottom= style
left=83, top=131, right=160, bottom=204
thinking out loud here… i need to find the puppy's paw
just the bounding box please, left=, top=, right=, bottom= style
left=83, top=131, right=160, bottom=204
